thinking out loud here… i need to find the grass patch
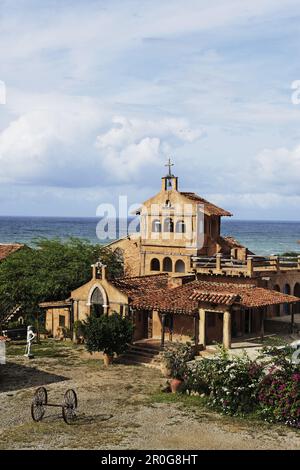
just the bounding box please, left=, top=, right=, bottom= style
left=150, top=391, right=300, bottom=435
left=151, top=391, right=208, bottom=409
left=6, top=339, right=78, bottom=358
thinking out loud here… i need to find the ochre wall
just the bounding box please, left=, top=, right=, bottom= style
left=45, top=307, right=70, bottom=338
left=107, top=237, right=141, bottom=277
left=46, top=276, right=129, bottom=338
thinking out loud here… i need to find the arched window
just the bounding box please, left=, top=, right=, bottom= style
left=175, top=220, right=185, bottom=233
left=150, top=258, right=160, bottom=271
left=163, top=218, right=174, bottom=233
left=294, top=283, right=300, bottom=314
left=163, top=257, right=172, bottom=272
left=284, top=284, right=291, bottom=315
left=274, top=285, right=281, bottom=316
left=152, top=219, right=161, bottom=233
left=91, top=287, right=104, bottom=317
left=175, top=259, right=185, bottom=273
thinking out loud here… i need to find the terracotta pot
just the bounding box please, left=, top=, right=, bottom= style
left=103, top=353, right=113, bottom=366
left=170, top=378, right=183, bottom=393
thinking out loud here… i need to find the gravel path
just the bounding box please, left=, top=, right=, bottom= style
left=0, top=341, right=300, bottom=450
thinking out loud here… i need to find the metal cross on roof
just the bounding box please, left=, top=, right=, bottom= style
left=165, top=157, right=174, bottom=177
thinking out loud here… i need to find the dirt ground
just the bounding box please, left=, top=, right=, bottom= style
left=0, top=340, right=300, bottom=450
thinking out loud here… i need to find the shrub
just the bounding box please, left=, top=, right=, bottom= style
left=84, top=313, right=134, bottom=357
left=162, top=341, right=300, bottom=427
left=162, top=342, right=195, bottom=379
left=258, top=345, right=300, bottom=428
left=185, top=348, right=264, bottom=416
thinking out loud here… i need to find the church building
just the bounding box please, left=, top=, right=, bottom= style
left=42, top=162, right=300, bottom=350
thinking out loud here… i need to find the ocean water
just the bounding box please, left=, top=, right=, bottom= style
left=0, top=216, right=299, bottom=256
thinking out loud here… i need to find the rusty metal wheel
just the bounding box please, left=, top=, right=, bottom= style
left=62, top=389, right=77, bottom=424
left=31, top=387, right=47, bottom=422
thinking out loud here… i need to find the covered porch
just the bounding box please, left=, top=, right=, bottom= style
left=130, top=283, right=300, bottom=350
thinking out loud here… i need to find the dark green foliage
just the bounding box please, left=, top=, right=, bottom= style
left=83, top=313, right=134, bottom=356
left=0, top=238, right=123, bottom=324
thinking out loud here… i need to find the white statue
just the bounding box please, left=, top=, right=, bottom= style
left=24, top=326, right=36, bottom=358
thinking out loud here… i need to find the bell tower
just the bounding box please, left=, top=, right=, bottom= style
left=161, top=157, right=178, bottom=191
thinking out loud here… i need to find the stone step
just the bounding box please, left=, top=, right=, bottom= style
left=117, top=345, right=164, bottom=369
left=130, top=345, right=161, bottom=355
left=121, top=353, right=155, bottom=363
left=128, top=346, right=160, bottom=358
left=116, top=354, right=162, bottom=369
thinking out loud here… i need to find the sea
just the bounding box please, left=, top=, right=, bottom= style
left=0, top=216, right=299, bottom=256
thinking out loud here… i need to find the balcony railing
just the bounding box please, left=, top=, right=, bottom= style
left=191, top=254, right=300, bottom=277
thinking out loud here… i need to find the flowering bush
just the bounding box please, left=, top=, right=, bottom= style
left=163, top=342, right=300, bottom=427
left=258, top=346, right=300, bottom=428
left=185, top=348, right=264, bottom=416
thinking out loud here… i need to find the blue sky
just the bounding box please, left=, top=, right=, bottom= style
left=0, top=0, right=300, bottom=219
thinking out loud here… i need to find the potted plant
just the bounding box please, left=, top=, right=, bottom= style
left=83, top=312, right=134, bottom=366
left=162, top=342, right=195, bottom=393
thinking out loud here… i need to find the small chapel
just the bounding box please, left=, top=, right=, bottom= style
left=42, top=161, right=300, bottom=350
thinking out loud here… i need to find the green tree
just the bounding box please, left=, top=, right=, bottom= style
left=0, top=238, right=123, bottom=326
left=84, top=313, right=134, bottom=357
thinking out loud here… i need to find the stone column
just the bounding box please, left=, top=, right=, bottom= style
left=216, top=253, right=222, bottom=272
left=223, top=310, right=231, bottom=349
left=247, top=256, right=253, bottom=276
left=103, top=304, right=109, bottom=315
left=161, top=313, right=166, bottom=347
left=199, top=308, right=206, bottom=349
left=270, top=255, right=279, bottom=271
left=194, top=313, right=199, bottom=346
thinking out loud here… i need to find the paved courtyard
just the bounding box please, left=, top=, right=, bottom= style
left=0, top=340, right=300, bottom=450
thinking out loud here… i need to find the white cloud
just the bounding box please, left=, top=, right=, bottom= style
left=0, top=94, right=105, bottom=185
left=1, top=0, right=300, bottom=217
left=254, top=146, right=300, bottom=189
left=95, top=116, right=202, bottom=182
left=0, top=92, right=202, bottom=187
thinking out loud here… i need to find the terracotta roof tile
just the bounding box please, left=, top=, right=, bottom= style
left=180, top=192, right=232, bottom=217
left=190, top=291, right=239, bottom=305
left=0, top=244, right=24, bottom=261
left=113, top=276, right=300, bottom=315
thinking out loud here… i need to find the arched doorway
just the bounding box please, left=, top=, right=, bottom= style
left=163, top=257, right=172, bottom=272
left=294, top=283, right=300, bottom=314
left=274, top=285, right=281, bottom=316
left=90, top=287, right=104, bottom=317
left=175, top=259, right=185, bottom=273
left=284, top=284, right=291, bottom=315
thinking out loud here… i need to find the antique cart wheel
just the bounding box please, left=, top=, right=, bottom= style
left=62, top=389, right=78, bottom=424
left=31, top=387, right=48, bottom=422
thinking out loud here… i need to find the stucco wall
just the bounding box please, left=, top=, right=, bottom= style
left=45, top=307, right=70, bottom=338
left=107, top=237, right=141, bottom=277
